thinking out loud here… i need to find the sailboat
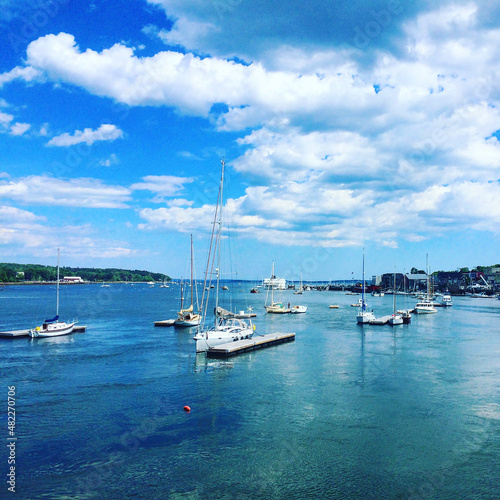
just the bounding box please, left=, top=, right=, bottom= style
left=175, top=234, right=201, bottom=327
left=194, top=158, right=255, bottom=353
left=294, top=274, right=304, bottom=294
left=414, top=256, right=437, bottom=314
left=265, top=262, right=290, bottom=313
left=29, top=249, right=76, bottom=338
left=357, top=248, right=376, bottom=324
left=388, top=270, right=403, bottom=325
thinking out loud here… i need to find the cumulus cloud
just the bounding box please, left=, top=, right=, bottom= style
left=47, top=124, right=123, bottom=146
left=130, top=175, right=195, bottom=201
left=0, top=176, right=131, bottom=208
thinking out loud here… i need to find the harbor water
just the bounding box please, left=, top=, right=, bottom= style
left=1, top=283, right=499, bottom=499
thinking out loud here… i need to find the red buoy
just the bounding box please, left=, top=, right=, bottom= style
left=183, top=405, right=191, bottom=413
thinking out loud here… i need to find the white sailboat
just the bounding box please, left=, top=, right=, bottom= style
left=265, top=262, right=291, bottom=313
left=175, top=234, right=201, bottom=327
left=357, top=248, right=376, bottom=324
left=294, top=274, right=304, bottom=295
left=414, top=256, right=437, bottom=314
left=388, top=270, right=403, bottom=325
left=29, top=249, right=76, bottom=338
left=194, top=158, right=255, bottom=353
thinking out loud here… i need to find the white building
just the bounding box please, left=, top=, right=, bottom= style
left=63, top=276, right=84, bottom=283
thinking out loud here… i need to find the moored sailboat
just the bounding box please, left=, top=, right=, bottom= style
left=194, top=158, right=255, bottom=353
left=357, top=248, right=375, bottom=324
left=265, top=262, right=291, bottom=313
left=29, top=249, right=76, bottom=338
left=175, top=234, right=201, bottom=327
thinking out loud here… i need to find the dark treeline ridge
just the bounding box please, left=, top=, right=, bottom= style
left=0, top=262, right=170, bottom=283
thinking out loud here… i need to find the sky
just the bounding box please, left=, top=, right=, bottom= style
left=0, top=0, right=499, bottom=280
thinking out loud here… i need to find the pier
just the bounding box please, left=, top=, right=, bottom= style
left=206, top=332, right=295, bottom=358
left=154, top=319, right=176, bottom=327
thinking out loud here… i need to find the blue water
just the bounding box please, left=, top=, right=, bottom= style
left=1, top=284, right=499, bottom=499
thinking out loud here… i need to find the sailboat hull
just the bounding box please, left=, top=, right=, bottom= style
left=29, top=322, right=75, bottom=338
left=194, top=321, right=254, bottom=352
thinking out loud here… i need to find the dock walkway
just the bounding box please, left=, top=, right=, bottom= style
left=206, top=332, right=295, bottom=358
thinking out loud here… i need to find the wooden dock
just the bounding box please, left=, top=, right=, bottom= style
left=206, top=332, right=295, bottom=358
left=0, top=325, right=86, bottom=338
left=154, top=319, right=176, bottom=327
left=369, top=315, right=392, bottom=325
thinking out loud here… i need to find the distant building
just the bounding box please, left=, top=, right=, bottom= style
left=63, top=276, right=84, bottom=283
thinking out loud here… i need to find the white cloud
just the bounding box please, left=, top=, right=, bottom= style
left=47, top=124, right=124, bottom=146
left=0, top=204, right=136, bottom=259
left=0, top=66, right=41, bottom=87
left=0, top=176, right=131, bottom=208
left=98, top=153, right=119, bottom=167
left=130, top=175, right=195, bottom=201
left=10, top=122, right=31, bottom=136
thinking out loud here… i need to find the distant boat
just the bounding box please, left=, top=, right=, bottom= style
left=414, top=256, right=437, bottom=314
left=357, top=249, right=376, bottom=324
left=221, top=285, right=229, bottom=290
left=265, top=262, right=291, bottom=314
left=440, top=292, right=453, bottom=306
left=329, top=304, right=339, bottom=309
left=388, top=270, right=403, bottom=325
left=250, top=287, right=260, bottom=293
left=175, top=235, right=201, bottom=327
left=294, top=274, right=304, bottom=295
left=29, top=249, right=76, bottom=338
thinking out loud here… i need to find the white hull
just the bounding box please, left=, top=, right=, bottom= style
left=194, top=319, right=254, bottom=352
left=388, top=314, right=403, bottom=325
left=290, top=305, right=307, bottom=313
left=175, top=315, right=201, bottom=327
left=414, top=303, right=437, bottom=314
left=265, top=303, right=290, bottom=313
left=29, top=322, right=75, bottom=338
left=357, top=311, right=376, bottom=323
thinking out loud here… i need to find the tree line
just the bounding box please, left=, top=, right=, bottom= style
left=0, top=262, right=170, bottom=283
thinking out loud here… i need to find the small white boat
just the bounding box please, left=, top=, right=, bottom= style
left=440, top=293, right=453, bottom=306
left=388, top=270, right=403, bottom=325
left=290, top=305, right=307, bottom=314
left=29, top=249, right=77, bottom=338
left=414, top=301, right=437, bottom=314
left=265, top=262, right=291, bottom=313
left=329, top=304, right=339, bottom=309
left=175, top=235, right=201, bottom=328
left=356, top=249, right=376, bottom=324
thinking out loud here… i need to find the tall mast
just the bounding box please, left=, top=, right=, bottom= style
left=56, top=248, right=60, bottom=317
left=361, top=247, right=365, bottom=311
left=190, top=234, right=194, bottom=308
left=214, top=158, right=225, bottom=325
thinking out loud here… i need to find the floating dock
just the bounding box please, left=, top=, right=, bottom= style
left=369, top=315, right=392, bottom=325
left=0, top=329, right=31, bottom=338
left=206, top=332, right=295, bottom=358
left=154, top=319, right=176, bottom=327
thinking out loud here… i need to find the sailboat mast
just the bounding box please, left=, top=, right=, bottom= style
left=393, top=268, right=397, bottom=314
left=190, top=234, right=194, bottom=308
left=361, top=247, right=365, bottom=310
left=214, top=158, right=225, bottom=325
left=56, top=248, right=60, bottom=317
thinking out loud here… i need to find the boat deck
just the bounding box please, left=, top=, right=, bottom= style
left=206, top=332, right=295, bottom=358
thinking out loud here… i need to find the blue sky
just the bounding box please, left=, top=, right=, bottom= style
left=0, top=0, right=499, bottom=280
